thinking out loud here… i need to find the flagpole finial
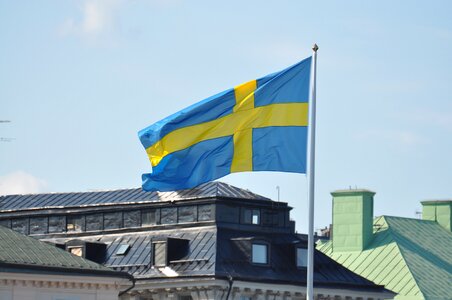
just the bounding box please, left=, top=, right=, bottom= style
left=312, top=44, right=319, bottom=52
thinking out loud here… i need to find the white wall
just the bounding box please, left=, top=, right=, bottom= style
left=0, top=272, right=130, bottom=300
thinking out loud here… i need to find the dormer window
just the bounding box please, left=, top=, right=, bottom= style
left=152, top=238, right=190, bottom=267
left=297, top=248, right=308, bottom=268
left=65, top=240, right=106, bottom=263
left=251, top=243, right=268, bottom=264
left=243, top=208, right=260, bottom=225
left=153, top=241, right=167, bottom=266
left=68, top=246, right=83, bottom=257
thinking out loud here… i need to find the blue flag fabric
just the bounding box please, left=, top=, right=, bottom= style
left=138, top=57, right=312, bottom=191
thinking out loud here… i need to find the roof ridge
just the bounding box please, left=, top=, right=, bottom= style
left=383, top=215, right=427, bottom=221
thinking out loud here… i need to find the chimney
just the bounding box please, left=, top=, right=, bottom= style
left=421, top=200, right=452, bottom=231
left=331, top=189, right=375, bottom=252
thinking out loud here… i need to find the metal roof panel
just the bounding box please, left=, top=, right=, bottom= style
left=0, top=182, right=270, bottom=212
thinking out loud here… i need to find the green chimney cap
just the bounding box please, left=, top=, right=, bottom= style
left=331, top=189, right=376, bottom=197
left=421, top=200, right=451, bottom=231
left=421, top=200, right=452, bottom=205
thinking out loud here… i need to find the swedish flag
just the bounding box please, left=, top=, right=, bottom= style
left=138, top=57, right=312, bottom=192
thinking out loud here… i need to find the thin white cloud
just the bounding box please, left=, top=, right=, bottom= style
left=356, top=129, right=427, bottom=146
left=397, top=109, right=452, bottom=132
left=59, top=0, right=123, bottom=40
left=0, top=171, right=47, bottom=196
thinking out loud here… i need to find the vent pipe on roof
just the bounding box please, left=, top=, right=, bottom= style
left=421, top=200, right=452, bottom=232
left=331, top=189, right=375, bottom=252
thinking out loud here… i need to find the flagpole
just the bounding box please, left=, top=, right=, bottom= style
left=306, top=43, right=318, bottom=300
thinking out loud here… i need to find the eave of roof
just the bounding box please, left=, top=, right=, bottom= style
left=0, top=261, right=133, bottom=280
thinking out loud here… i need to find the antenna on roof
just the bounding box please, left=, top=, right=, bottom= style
left=415, top=210, right=422, bottom=219
left=276, top=186, right=280, bottom=202
left=1, top=120, right=13, bottom=142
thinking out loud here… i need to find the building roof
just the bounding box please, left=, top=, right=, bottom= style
left=0, top=181, right=270, bottom=212
left=216, top=228, right=386, bottom=291
left=317, top=216, right=452, bottom=300
left=0, top=182, right=391, bottom=296
left=42, top=226, right=388, bottom=293
left=0, top=223, right=131, bottom=279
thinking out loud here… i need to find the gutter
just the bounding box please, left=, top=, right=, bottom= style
left=225, top=276, right=234, bottom=300
left=119, top=276, right=136, bottom=297
left=0, top=261, right=132, bottom=280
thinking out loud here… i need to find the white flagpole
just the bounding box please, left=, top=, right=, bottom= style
left=306, top=43, right=318, bottom=300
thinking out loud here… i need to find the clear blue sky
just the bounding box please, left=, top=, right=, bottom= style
left=1, top=1, right=451, bottom=232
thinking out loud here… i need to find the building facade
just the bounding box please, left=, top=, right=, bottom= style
left=0, top=182, right=393, bottom=300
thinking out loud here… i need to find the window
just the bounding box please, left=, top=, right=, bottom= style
left=124, top=210, right=141, bottom=228
left=29, top=217, right=48, bottom=234
left=179, top=296, right=193, bottom=300
left=116, top=244, right=130, bottom=256
left=198, top=204, right=213, bottom=221
left=252, top=243, right=268, bottom=264
left=68, top=246, right=83, bottom=257
left=161, top=207, right=177, bottom=224
left=48, top=216, right=65, bottom=233
left=142, top=209, right=159, bottom=226
left=85, top=213, right=103, bottom=231
left=11, top=218, right=29, bottom=235
left=66, top=215, right=85, bottom=232
left=153, top=242, right=167, bottom=266
left=0, top=219, right=11, bottom=228
left=178, top=206, right=197, bottom=223
left=243, top=208, right=260, bottom=225
left=262, top=209, right=279, bottom=226
left=297, top=248, right=308, bottom=268
left=104, top=212, right=122, bottom=230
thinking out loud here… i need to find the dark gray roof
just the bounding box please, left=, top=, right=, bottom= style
left=107, top=227, right=216, bottom=279
left=44, top=226, right=387, bottom=292
left=216, top=228, right=386, bottom=290
left=0, top=224, right=130, bottom=279
left=46, top=226, right=217, bottom=279
left=0, top=181, right=270, bottom=212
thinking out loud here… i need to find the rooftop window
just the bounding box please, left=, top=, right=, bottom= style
left=243, top=208, right=260, bottom=225
left=85, top=213, right=103, bottom=231
left=68, top=246, right=83, bottom=257
left=104, top=212, right=122, bottom=230
left=67, top=215, right=84, bottom=232
left=153, top=242, right=167, bottom=266
left=252, top=243, right=268, bottom=264
left=11, top=218, right=28, bottom=235
left=116, top=244, right=130, bottom=256
left=29, top=217, right=48, bottom=235
left=297, top=248, right=308, bottom=268
left=142, top=209, right=159, bottom=226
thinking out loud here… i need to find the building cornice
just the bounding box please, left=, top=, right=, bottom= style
left=0, top=271, right=130, bottom=291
